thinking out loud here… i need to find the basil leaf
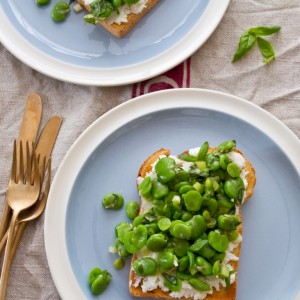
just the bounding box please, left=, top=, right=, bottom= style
left=232, top=31, right=257, bottom=62
left=257, top=37, right=275, bottom=63
left=248, top=26, right=281, bottom=37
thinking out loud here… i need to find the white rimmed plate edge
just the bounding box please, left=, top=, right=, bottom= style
left=0, top=1, right=230, bottom=86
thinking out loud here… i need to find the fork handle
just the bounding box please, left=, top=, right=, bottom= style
left=0, top=229, right=8, bottom=255
left=0, top=223, right=22, bottom=257
left=0, top=212, right=19, bottom=300
left=0, top=201, right=11, bottom=241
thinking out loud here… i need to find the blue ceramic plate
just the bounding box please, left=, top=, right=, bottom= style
left=45, top=89, right=300, bottom=299
left=0, top=1, right=229, bottom=86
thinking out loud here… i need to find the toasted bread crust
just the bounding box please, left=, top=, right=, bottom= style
left=76, top=0, right=160, bottom=38
left=130, top=147, right=256, bottom=300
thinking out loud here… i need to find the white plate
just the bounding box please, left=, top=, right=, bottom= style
left=45, top=89, right=300, bottom=299
left=0, top=1, right=229, bottom=86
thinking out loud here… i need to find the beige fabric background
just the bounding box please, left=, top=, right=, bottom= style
left=0, top=0, right=299, bottom=299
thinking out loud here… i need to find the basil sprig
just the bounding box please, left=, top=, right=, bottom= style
left=232, top=26, right=281, bottom=63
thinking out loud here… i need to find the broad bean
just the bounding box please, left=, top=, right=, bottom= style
left=146, top=233, right=167, bottom=252
left=163, top=273, right=182, bottom=292
left=224, top=177, right=245, bottom=203
left=218, top=215, right=241, bottom=231
left=133, top=257, right=157, bottom=276
left=123, top=225, right=147, bottom=254
left=158, top=250, right=175, bottom=271
left=186, top=215, right=206, bottom=239
left=196, top=256, right=213, bottom=276
left=36, top=0, right=50, bottom=5
left=217, top=140, right=236, bottom=153
left=189, top=278, right=211, bottom=291
left=88, top=268, right=111, bottom=295
left=182, top=190, right=203, bottom=212
left=126, top=201, right=140, bottom=219
left=208, top=231, right=229, bottom=252
left=155, top=157, right=176, bottom=183
left=51, top=2, right=70, bottom=22
left=113, top=257, right=125, bottom=270
left=152, top=179, right=169, bottom=199
left=102, top=193, right=124, bottom=210
left=138, top=176, right=152, bottom=198
left=227, top=162, right=241, bottom=178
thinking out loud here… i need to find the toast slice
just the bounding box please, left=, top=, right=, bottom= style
left=76, top=0, right=160, bottom=38
left=129, top=146, right=256, bottom=299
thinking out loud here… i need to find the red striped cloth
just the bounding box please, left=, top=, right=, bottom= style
left=132, top=58, right=191, bottom=98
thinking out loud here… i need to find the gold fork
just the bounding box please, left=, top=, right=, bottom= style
left=0, top=159, right=51, bottom=256
left=0, top=141, right=41, bottom=299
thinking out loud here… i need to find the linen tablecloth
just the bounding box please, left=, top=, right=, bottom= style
left=0, top=0, right=299, bottom=299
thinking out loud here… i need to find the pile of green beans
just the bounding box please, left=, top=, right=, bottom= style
left=109, top=140, right=244, bottom=293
